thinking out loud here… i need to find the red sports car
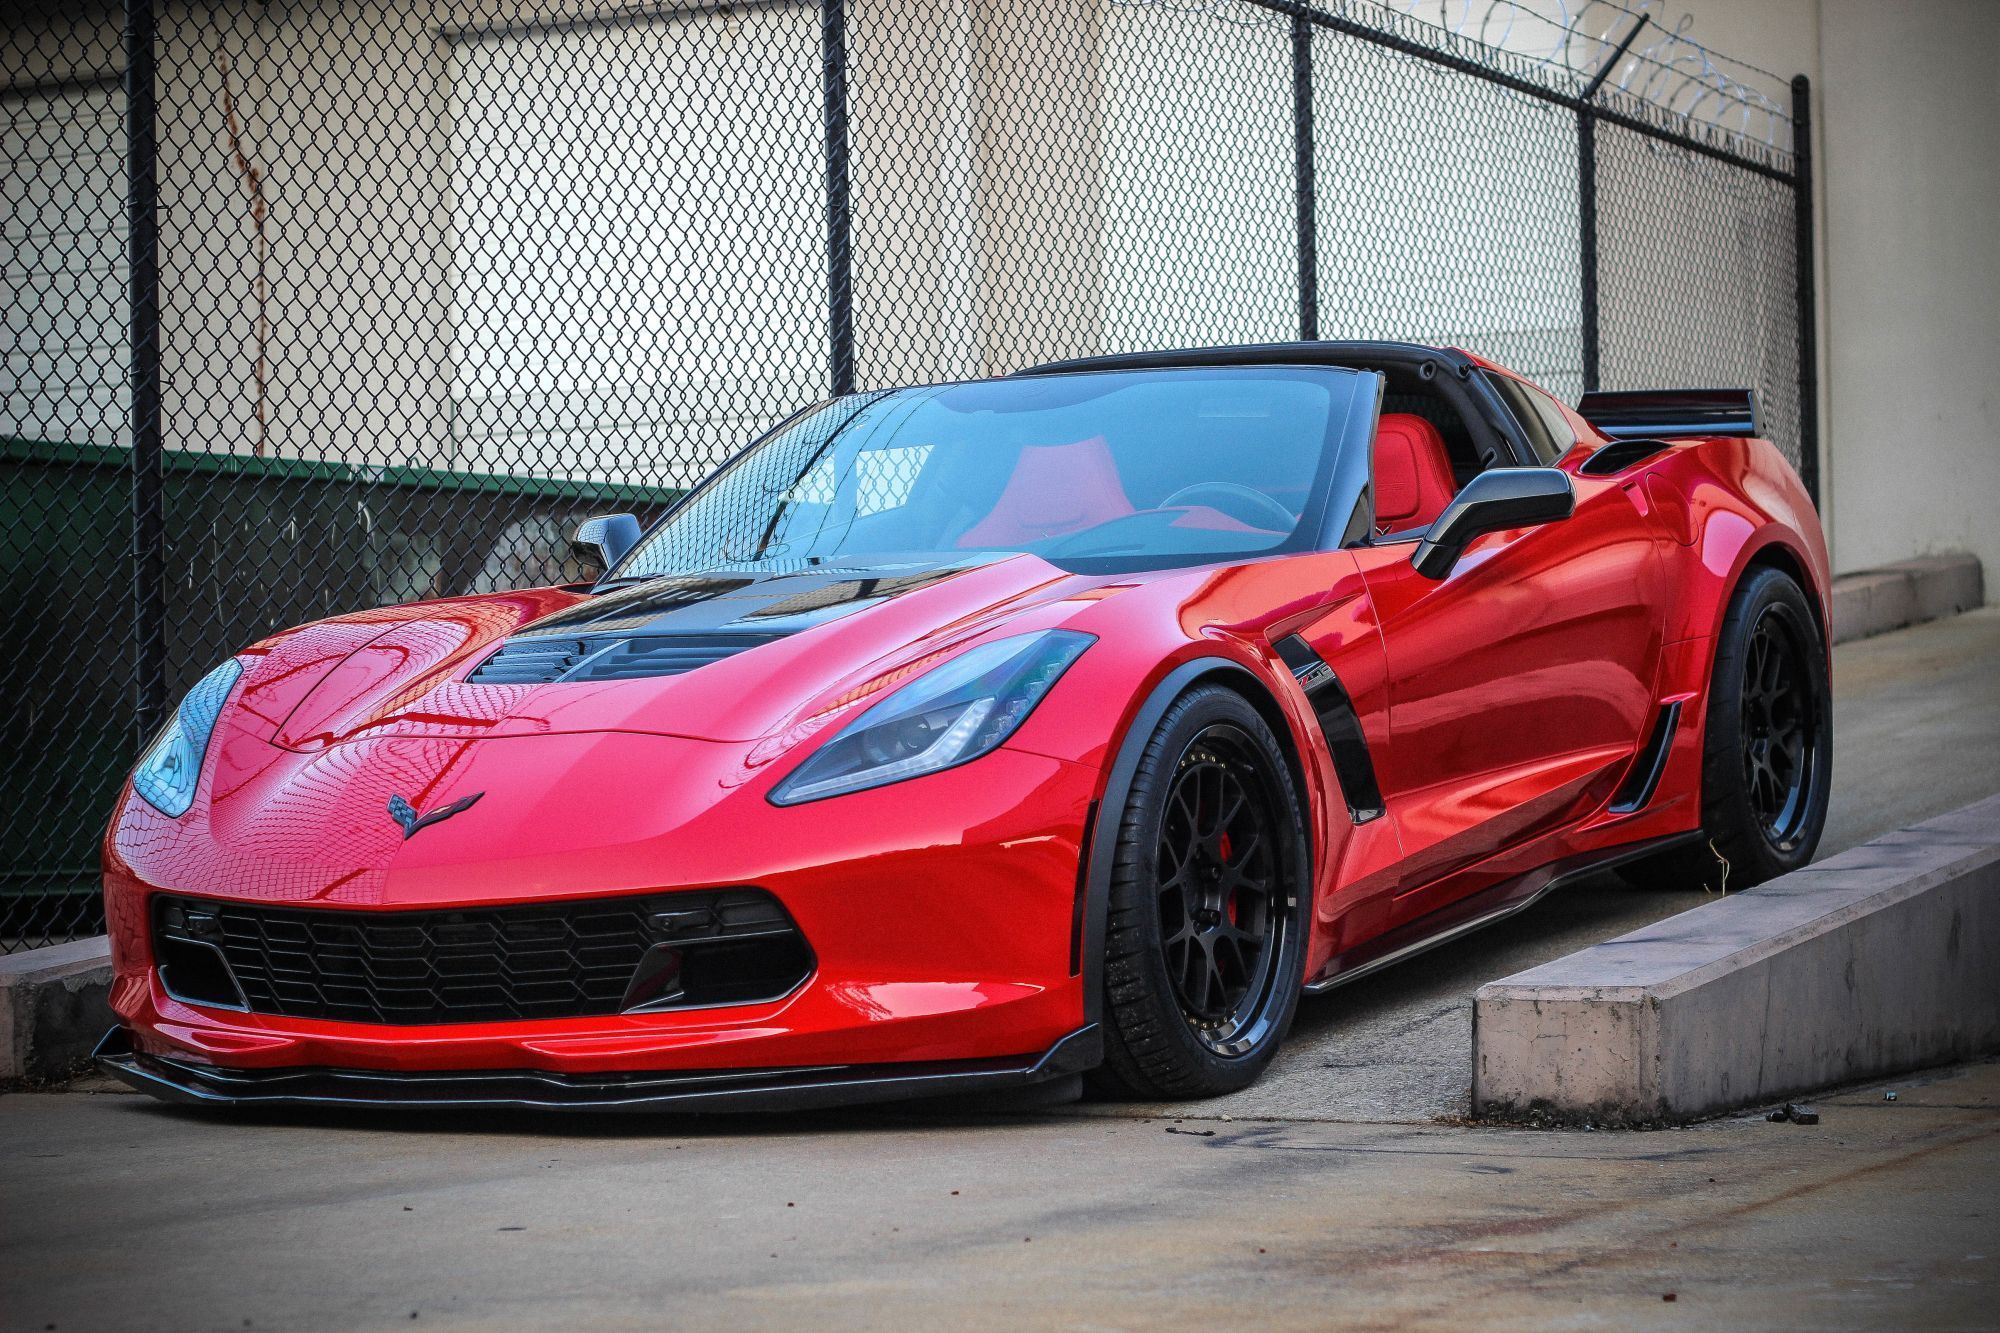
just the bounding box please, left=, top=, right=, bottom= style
left=96, top=341, right=1832, bottom=1110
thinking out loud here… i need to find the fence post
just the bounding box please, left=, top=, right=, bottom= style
left=1575, top=15, right=1645, bottom=394
left=1291, top=14, right=1318, bottom=342
left=820, top=0, right=855, bottom=396
left=1790, top=74, right=1820, bottom=508
left=1577, top=110, right=1598, bottom=391
left=126, top=0, right=166, bottom=736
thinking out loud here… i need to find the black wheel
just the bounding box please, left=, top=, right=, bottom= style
left=1097, top=685, right=1310, bottom=1099
left=1622, top=566, right=1832, bottom=892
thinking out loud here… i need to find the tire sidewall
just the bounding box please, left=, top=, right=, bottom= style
left=1701, top=566, right=1833, bottom=881
left=1103, top=685, right=1311, bottom=1094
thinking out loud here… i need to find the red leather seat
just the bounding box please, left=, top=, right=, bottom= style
left=1372, top=412, right=1456, bottom=535
left=957, top=434, right=1135, bottom=548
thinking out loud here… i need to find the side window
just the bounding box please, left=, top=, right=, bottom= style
left=1484, top=372, right=1573, bottom=466
left=1521, top=383, right=1580, bottom=458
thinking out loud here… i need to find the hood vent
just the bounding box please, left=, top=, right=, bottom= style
left=465, top=637, right=596, bottom=684
left=468, top=632, right=783, bottom=685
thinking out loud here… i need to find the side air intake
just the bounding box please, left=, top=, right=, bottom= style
left=1609, top=701, right=1683, bottom=814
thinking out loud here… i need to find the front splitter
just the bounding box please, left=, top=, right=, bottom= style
left=94, top=1024, right=1101, bottom=1113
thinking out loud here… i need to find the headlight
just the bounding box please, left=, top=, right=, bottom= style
left=131, top=658, right=243, bottom=818
left=770, top=629, right=1093, bottom=805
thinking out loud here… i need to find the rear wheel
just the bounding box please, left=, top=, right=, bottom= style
left=1097, top=686, right=1309, bottom=1099
left=1623, top=565, right=1831, bottom=892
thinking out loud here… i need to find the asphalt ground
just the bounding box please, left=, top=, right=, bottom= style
left=3, top=1061, right=1994, bottom=1329
left=3, top=610, right=1996, bottom=1330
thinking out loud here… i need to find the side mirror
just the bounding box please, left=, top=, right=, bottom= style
left=572, top=513, right=642, bottom=572
left=1412, top=468, right=1574, bottom=580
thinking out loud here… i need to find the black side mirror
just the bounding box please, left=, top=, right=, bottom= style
left=1412, top=468, right=1574, bottom=580
left=572, top=513, right=642, bottom=572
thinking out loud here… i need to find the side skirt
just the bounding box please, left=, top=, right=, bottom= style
left=1302, top=832, right=1701, bottom=994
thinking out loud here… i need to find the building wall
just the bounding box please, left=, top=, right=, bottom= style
left=1817, top=0, right=2000, bottom=581
left=1666, top=0, right=1998, bottom=584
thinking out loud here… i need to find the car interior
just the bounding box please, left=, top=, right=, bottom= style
left=886, top=373, right=1339, bottom=557
left=663, top=356, right=1534, bottom=571
left=1361, top=359, right=1513, bottom=541
left=913, top=361, right=1515, bottom=554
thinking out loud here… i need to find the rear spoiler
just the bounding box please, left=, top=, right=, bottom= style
left=1575, top=388, right=1759, bottom=439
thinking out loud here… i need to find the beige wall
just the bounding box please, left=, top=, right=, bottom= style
left=1665, top=0, right=1999, bottom=585
left=1818, top=0, right=2000, bottom=580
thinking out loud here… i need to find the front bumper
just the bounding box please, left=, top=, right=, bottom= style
left=94, top=1023, right=1100, bottom=1112
left=105, top=733, right=1101, bottom=1085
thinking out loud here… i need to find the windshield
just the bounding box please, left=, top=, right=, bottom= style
left=611, top=365, right=1373, bottom=579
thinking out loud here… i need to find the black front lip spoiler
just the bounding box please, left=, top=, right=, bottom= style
left=93, top=1024, right=1101, bottom=1114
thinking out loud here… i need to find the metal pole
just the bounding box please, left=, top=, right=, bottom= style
left=820, top=0, right=855, bottom=396
left=126, top=0, right=166, bottom=736
left=1576, top=15, right=1645, bottom=394
left=1790, top=74, right=1820, bottom=508
left=1291, top=14, right=1318, bottom=342
left=1578, top=111, right=1599, bottom=391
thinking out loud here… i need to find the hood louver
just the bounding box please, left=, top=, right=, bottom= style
left=467, top=632, right=783, bottom=685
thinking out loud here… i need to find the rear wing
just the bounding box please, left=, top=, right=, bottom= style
left=1575, top=388, right=1759, bottom=439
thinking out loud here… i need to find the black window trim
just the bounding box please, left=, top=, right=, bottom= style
left=1479, top=369, right=1574, bottom=467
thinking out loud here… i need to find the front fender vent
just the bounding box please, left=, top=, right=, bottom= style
left=467, top=632, right=783, bottom=685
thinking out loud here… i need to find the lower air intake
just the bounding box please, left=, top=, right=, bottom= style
left=153, top=890, right=812, bottom=1025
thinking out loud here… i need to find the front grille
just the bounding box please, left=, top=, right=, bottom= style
left=467, top=632, right=781, bottom=684
left=153, top=890, right=812, bottom=1025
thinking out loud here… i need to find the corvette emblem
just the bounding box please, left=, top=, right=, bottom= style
left=387, top=791, right=484, bottom=839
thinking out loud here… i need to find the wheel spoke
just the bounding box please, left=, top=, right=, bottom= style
left=1217, top=788, right=1248, bottom=835
left=1195, top=937, right=1220, bottom=1015
left=1215, top=932, right=1244, bottom=987
left=1149, top=723, right=1299, bottom=1049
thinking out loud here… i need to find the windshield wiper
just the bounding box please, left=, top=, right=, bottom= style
left=1048, top=541, right=1150, bottom=557
left=589, top=573, right=663, bottom=592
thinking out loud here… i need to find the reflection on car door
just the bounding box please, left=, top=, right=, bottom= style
left=1351, top=468, right=1671, bottom=922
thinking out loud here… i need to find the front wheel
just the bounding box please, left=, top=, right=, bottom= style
left=1096, top=685, right=1310, bottom=1099
left=1624, top=566, right=1832, bottom=892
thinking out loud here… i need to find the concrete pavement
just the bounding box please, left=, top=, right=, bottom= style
left=1, top=1061, right=1994, bottom=1329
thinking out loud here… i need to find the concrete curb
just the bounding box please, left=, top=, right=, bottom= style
left=1472, top=793, right=2000, bottom=1123
left=0, top=936, right=113, bottom=1081
left=1830, top=552, right=1983, bottom=644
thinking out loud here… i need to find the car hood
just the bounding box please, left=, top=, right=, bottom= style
left=255, top=555, right=1109, bottom=749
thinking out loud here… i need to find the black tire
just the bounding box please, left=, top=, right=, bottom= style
left=1096, top=685, right=1311, bottom=1099
left=1622, top=566, right=1832, bottom=893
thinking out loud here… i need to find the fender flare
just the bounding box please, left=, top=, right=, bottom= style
left=1075, top=655, right=1310, bottom=1028
left=1701, top=523, right=1831, bottom=652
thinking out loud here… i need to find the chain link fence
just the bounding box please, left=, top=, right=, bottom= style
left=0, top=0, right=1815, bottom=949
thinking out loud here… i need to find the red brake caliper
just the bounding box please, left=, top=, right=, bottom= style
left=1219, top=830, right=1239, bottom=925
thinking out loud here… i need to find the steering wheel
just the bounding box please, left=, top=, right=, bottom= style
left=1158, top=481, right=1296, bottom=532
